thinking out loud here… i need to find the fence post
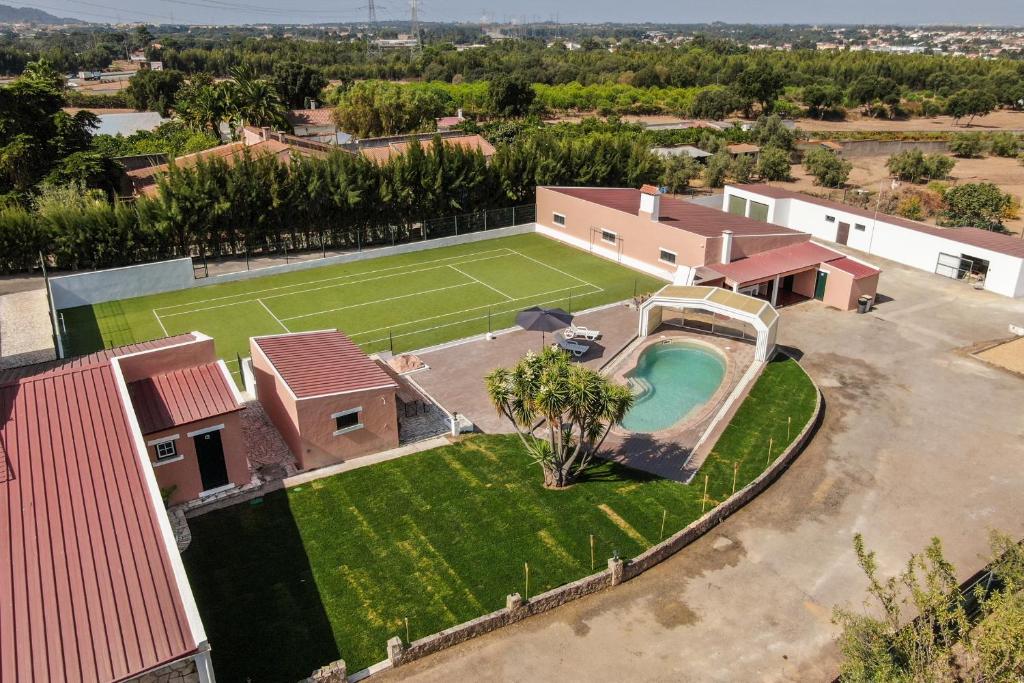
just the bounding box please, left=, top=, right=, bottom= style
left=512, top=205, right=516, bottom=225
left=484, top=209, right=488, bottom=230
left=454, top=215, right=458, bottom=236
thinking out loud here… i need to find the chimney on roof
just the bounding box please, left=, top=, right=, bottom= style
left=721, top=230, right=734, bottom=265
left=457, top=107, right=463, bottom=119
left=639, top=184, right=661, bottom=222
left=260, top=126, right=269, bottom=141
left=310, top=100, right=318, bottom=110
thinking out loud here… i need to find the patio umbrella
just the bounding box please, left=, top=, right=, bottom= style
left=516, top=306, right=573, bottom=347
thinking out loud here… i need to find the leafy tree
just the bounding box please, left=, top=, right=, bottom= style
left=735, top=64, right=784, bottom=115
left=886, top=149, right=955, bottom=183
left=485, top=346, right=633, bottom=488
left=949, top=133, right=985, bottom=158
left=750, top=115, right=794, bottom=151
left=335, top=80, right=451, bottom=137
left=729, top=154, right=755, bottom=184
left=703, top=151, right=731, bottom=188
left=662, top=154, right=701, bottom=193
left=941, top=182, right=1012, bottom=229
left=804, top=147, right=852, bottom=188
left=487, top=74, right=536, bottom=118
left=946, top=89, right=997, bottom=126
left=91, top=121, right=219, bottom=157
left=688, top=87, right=736, bottom=119
left=125, top=69, right=186, bottom=116
left=271, top=61, right=328, bottom=109
left=848, top=75, right=900, bottom=117
left=174, top=73, right=230, bottom=134
left=802, top=83, right=844, bottom=119
left=756, top=147, right=791, bottom=181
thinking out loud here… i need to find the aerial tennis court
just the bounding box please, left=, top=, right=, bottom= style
left=60, top=234, right=663, bottom=378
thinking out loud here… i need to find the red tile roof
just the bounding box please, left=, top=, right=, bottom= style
left=286, top=108, right=336, bottom=127
left=727, top=143, right=761, bottom=154
left=826, top=256, right=880, bottom=280
left=0, top=355, right=198, bottom=681
left=547, top=186, right=805, bottom=238
left=129, top=362, right=242, bottom=434
left=735, top=184, right=1024, bottom=259
left=254, top=330, right=397, bottom=399
left=709, top=241, right=848, bottom=286
left=360, top=134, right=496, bottom=164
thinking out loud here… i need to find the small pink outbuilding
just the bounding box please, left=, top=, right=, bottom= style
left=250, top=330, right=399, bottom=471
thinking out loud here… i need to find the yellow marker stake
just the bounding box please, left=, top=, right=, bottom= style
left=732, top=461, right=739, bottom=494
left=660, top=509, right=667, bottom=540
left=701, top=474, right=709, bottom=514
left=590, top=534, right=595, bottom=570
left=525, top=562, right=530, bottom=600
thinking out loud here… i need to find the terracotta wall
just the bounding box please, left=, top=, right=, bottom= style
left=820, top=265, right=879, bottom=311
left=294, top=388, right=399, bottom=470
left=791, top=269, right=817, bottom=298
left=250, top=340, right=304, bottom=461
left=722, top=232, right=809, bottom=262
left=118, top=336, right=217, bottom=383
left=147, top=411, right=249, bottom=504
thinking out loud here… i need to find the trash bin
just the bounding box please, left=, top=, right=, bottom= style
left=857, top=295, right=872, bottom=314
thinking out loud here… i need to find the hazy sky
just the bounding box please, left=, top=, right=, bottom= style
left=28, top=0, right=1024, bottom=27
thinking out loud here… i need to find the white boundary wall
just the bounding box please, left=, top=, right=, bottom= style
left=49, top=223, right=537, bottom=309
left=723, top=186, right=1024, bottom=298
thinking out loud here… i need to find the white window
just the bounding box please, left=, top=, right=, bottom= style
left=601, top=229, right=617, bottom=244
left=553, top=212, right=566, bottom=226
left=659, top=249, right=677, bottom=265
left=332, top=407, right=364, bottom=436
left=854, top=223, right=866, bottom=231
left=154, top=439, right=177, bottom=461
left=825, top=215, right=836, bottom=223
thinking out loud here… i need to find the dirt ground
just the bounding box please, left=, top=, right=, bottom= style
left=975, top=336, right=1024, bottom=375
left=781, top=153, right=1024, bottom=237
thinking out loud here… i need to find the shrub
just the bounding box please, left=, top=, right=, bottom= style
left=803, top=148, right=852, bottom=188
left=941, top=182, right=1012, bottom=229
left=703, top=152, right=731, bottom=188
left=729, top=154, right=755, bottom=184
left=989, top=132, right=1021, bottom=158
left=949, top=133, right=985, bottom=158
left=888, top=149, right=955, bottom=183
left=661, top=154, right=702, bottom=194
left=756, top=147, right=792, bottom=181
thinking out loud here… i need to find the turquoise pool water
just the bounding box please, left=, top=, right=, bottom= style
left=619, top=341, right=726, bottom=433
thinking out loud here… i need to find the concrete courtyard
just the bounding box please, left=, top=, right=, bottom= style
left=378, top=252, right=1024, bottom=682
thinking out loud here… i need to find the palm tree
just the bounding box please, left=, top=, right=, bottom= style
left=225, top=67, right=286, bottom=130
left=485, top=347, right=634, bottom=488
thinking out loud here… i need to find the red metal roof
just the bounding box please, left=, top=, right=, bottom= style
left=709, top=241, right=847, bottom=286
left=825, top=257, right=880, bottom=280
left=254, top=330, right=398, bottom=399
left=1, top=359, right=198, bottom=682
left=547, top=186, right=805, bottom=238
left=735, top=183, right=1024, bottom=259
left=129, top=362, right=241, bottom=435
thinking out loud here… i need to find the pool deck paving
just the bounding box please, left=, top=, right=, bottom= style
left=378, top=250, right=1024, bottom=683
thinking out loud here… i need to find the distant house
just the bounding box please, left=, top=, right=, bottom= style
left=436, top=108, right=466, bottom=131
left=126, top=127, right=331, bottom=196
left=651, top=145, right=712, bottom=163
left=286, top=107, right=352, bottom=145
left=358, top=133, right=496, bottom=164
left=250, top=330, right=400, bottom=470
left=726, top=143, right=761, bottom=158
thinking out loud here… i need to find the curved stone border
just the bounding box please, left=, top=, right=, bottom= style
left=310, top=352, right=823, bottom=683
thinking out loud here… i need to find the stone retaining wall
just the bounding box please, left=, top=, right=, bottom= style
left=323, top=353, right=822, bottom=682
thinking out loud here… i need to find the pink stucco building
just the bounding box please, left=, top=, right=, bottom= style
left=535, top=185, right=880, bottom=311
left=250, top=330, right=399, bottom=471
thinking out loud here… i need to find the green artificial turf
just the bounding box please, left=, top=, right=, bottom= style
left=181, top=357, right=817, bottom=681
left=59, top=234, right=663, bottom=371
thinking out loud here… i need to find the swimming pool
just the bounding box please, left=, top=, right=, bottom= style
left=618, top=341, right=726, bottom=433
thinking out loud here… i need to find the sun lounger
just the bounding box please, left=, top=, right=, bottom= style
left=555, top=337, right=589, bottom=358
left=563, top=325, right=601, bottom=341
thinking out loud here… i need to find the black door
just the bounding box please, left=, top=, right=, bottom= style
left=194, top=430, right=229, bottom=491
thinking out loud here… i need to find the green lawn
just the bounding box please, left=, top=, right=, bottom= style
left=60, top=234, right=664, bottom=373
left=181, top=356, right=817, bottom=681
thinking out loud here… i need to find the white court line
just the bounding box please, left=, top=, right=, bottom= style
left=258, top=299, right=290, bottom=333
left=279, top=282, right=479, bottom=322
left=346, top=282, right=603, bottom=341
left=356, top=289, right=605, bottom=348
left=447, top=264, right=513, bottom=301
left=153, top=309, right=169, bottom=336
left=508, top=249, right=598, bottom=289
left=158, top=252, right=513, bottom=318
left=153, top=247, right=517, bottom=313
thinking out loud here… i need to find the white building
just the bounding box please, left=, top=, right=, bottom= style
left=723, top=184, right=1024, bottom=298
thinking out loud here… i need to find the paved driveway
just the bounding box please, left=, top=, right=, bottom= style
left=379, top=255, right=1024, bottom=682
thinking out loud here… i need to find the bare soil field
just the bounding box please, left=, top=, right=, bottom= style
left=781, top=153, right=1024, bottom=236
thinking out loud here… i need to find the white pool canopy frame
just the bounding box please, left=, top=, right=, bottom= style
left=638, top=285, right=780, bottom=362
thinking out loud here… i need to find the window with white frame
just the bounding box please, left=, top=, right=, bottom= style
left=601, top=229, right=616, bottom=244
left=659, top=248, right=677, bottom=265
left=553, top=212, right=566, bottom=226
left=333, top=407, right=363, bottom=436
left=153, top=439, right=177, bottom=461
left=854, top=223, right=866, bottom=231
